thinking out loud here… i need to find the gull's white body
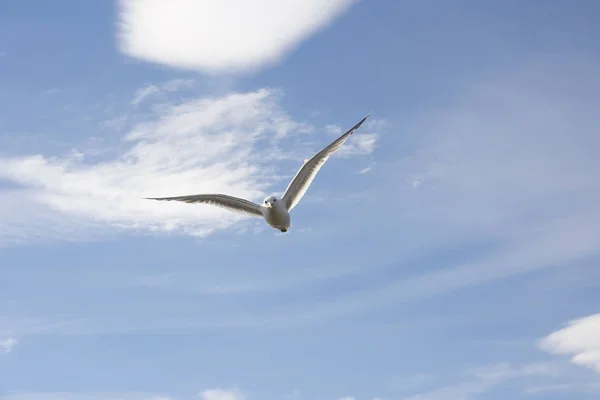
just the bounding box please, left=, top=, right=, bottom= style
left=145, top=113, right=371, bottom=232
left=262, top=195, right=291, bottom=232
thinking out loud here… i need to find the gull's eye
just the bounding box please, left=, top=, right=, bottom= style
left=273, top=199, right=276, bottom=202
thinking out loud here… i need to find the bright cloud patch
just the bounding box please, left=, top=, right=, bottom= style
left=337, top=133, right=378, bottom=157
left=0, top=86, right=378, bottom=243
left=199, top=388, right=243, bottom=400
left=0, top=337, right=17, bottom=353
left=325, top=121, right=380, bottom=158
left=539, top=313, right=600, bottom=374
left=117, top=0, right=357, bottom=73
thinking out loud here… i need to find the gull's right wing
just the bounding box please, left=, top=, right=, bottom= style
left=281, top=112, right=371, bottom=212
left=145, top=193, right=264, bottom=217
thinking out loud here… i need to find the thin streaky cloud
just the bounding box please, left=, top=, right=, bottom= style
left=131, top=79, right=195, bottom=106
left=402, top=362, right=563, bottom=400
left=279, top=209, right=600, bottom=324
left=2, top=209, right=595, bottom=337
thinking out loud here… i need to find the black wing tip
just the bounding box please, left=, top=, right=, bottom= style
left=361, top=111, right=372, bottom=123
left=350, top=111, right=372, bottom=133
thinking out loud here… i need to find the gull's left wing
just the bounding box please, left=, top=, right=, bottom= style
left=281, top=112, right=371, bottom=212
left=144, top=193, right=264, bottom=217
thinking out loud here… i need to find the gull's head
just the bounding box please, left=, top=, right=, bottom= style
left=263, top=195, right=278, bottom=208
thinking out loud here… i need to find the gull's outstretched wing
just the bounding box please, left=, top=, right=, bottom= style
left=145, top=194, right=264, bottom=217
left=281, top=112, right=371, bottom=212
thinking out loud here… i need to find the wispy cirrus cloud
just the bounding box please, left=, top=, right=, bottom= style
left=274, top=59, right=600, bottom=322
left=525, top=382, right=600, bottom=395
left=128, top=258, right=370, bottom=295
left=3, top=61, right=599, bottom=339
left=401, top=362, right=564, bottom=400
left=285, top=208, right=600, bottom=323
left=117, top=0, right=357, bottom=74
left=131, top=79, right=195, bottom=106
left=0, top=86, right=380, bottom=246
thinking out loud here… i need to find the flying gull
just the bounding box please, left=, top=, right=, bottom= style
left=145, top=112, right=371, bottom=232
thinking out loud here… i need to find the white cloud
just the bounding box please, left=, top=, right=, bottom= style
left=199, top=388, right=243, bottom=400
left=117, top=0, right=357, bottom=73
left=0, top=336, right=17, bottom=353
left=336, top=133, right=378, bottom=158
left=0, top=87, right=377, bottom=244
left=326, top=119, right=382, bottom=159
left=539, top=313, right=600, bottom=374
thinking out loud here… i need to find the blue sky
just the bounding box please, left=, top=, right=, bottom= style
left=1, top=0, right=600, bottom=399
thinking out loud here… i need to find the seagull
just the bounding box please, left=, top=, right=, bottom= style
left=145, top=112, right=371, bottom=232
